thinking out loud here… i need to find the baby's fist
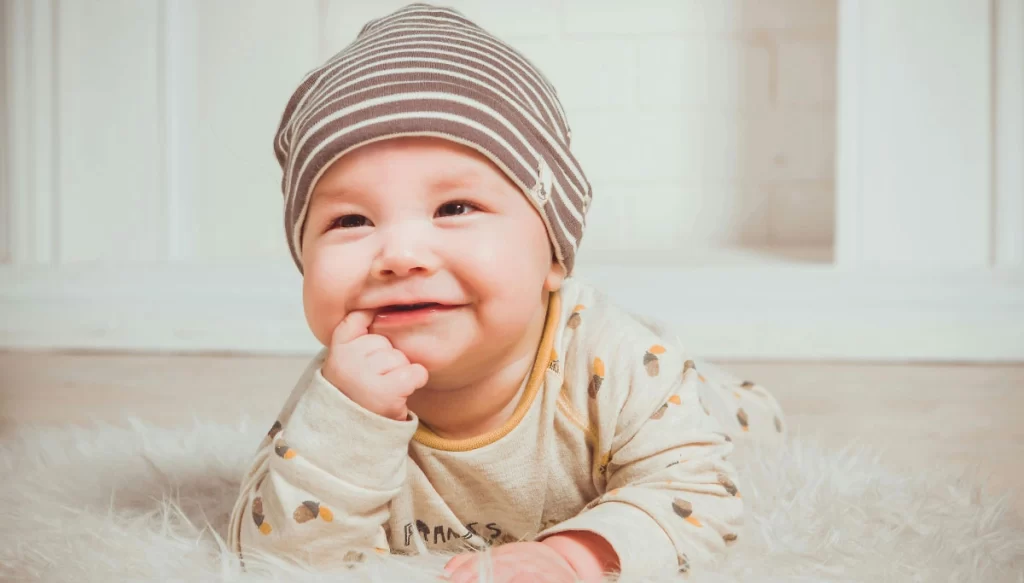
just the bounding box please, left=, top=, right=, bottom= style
left=322, top=310, right=428, bottom=420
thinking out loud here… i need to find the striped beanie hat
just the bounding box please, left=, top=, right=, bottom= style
left=274, top=3, right=592, bottom=275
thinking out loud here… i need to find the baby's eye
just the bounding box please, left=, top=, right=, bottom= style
left=331, top=214, right=372, bottom=229
left=435, top=201, right=478, bottom=218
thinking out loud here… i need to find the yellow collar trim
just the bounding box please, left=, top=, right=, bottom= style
left=412, top=290, right=561, bottom=452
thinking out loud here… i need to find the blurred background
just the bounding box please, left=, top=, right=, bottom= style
left=1, top=0, right=1022, bottom=362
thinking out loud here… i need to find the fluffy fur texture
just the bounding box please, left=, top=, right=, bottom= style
left=1, top=418, right=1021, bottom=582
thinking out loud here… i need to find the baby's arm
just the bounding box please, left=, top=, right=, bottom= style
left=228, top=311, right=427, bottom=568
left=227, top=368, right=417, bottom=568
left=538, top=337, right=743, bottom=578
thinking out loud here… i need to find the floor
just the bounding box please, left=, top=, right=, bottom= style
left=1, top=351, right=1022, bottom=517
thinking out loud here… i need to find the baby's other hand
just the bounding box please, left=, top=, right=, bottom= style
left=443, top=542, right=588, bottom=583
left=321, top=310, right=428, bottom=421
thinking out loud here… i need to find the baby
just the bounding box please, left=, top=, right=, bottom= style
left=228, top=4, right=786, bottom=581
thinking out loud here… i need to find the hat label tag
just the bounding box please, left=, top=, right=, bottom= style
left=532, top=158, right=553, bottom=204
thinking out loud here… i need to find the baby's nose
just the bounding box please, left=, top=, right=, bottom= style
left=371, top=226, right=439, bottom=278
left=373, top=251, right=431, bottom=278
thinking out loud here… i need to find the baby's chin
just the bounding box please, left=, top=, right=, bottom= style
left=383, top=329, right=474, bottom=375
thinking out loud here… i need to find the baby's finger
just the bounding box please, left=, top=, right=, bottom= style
left=444, top=552, right=475, bottom=574
left=345, top=333, right=393, bottom=357
left=381, top=363, right=429, bottom=395
left=330, top=310, right=376, bottom=347
left=363, top=349, right=410, bottom=375
left=446, top=557, right=479, bottom=583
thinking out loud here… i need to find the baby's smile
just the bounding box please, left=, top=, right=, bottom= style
left=371, top=302, right=466, bottom=328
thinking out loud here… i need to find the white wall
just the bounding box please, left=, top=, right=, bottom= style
left=2, top=0, right=1023, bottom=361
left=838, top=0, right=993, bottom=267
left=0, top=0, right=8, bottom=264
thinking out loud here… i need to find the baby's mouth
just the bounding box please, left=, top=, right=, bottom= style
left=377, top=302, right=443, bottom=313
left=372, top=302, right=464, bottom=326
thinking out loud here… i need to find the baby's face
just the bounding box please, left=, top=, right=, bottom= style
left=301, top=137, right=563, bottom=380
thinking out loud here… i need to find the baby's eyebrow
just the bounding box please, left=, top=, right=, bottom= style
left=310, top=170, right=489, bottom=209
left=428, top=172, right=483, bottom=192
left=308, top=187, right=357, bottom=208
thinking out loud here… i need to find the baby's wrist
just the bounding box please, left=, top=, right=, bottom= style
left=540, top=531, right=618, bottom=582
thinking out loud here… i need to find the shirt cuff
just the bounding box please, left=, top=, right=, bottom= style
left=537, top=501, right=680, bottom=579
left=280, top=368, right=419, bottom=490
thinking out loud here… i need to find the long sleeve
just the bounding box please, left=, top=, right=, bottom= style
left=537, top=310, right=744, bottom=578
left=228, top=361, right=418, bottom=568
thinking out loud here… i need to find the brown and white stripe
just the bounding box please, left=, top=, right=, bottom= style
left=274, top=2, right=592, bottom=274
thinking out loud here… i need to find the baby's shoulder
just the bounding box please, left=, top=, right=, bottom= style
left=556, top=279, right=687, bottom=390
left=552, top=280, right=696, bottom=442
left=557, top=278, right=678, bottom=353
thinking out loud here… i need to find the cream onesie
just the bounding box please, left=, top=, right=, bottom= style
left=229, top=278, right=786, bottom=578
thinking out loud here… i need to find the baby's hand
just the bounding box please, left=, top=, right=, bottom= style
left=443, top=542, right=582, bottom=583
left=321, top=310, right=429, bottom=421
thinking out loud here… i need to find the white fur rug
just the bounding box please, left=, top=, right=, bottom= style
left=1, top=419, right=1022, bottom=582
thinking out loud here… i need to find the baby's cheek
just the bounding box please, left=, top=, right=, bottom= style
left=302, top=289, right=334, bottom=347
left=455, top=232, right=505, bottom=265
left=465, top=236, right=543, bottom=284
left=302, top=268, right=351, bottom=346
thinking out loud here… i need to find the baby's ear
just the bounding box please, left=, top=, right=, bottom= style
left=544, top=260, right=566, bottom=292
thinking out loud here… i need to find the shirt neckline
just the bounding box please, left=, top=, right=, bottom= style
left=411, top=290, right=561, bottom=452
